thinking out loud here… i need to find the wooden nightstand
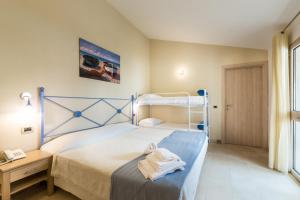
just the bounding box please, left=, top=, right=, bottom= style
left=0, top=150, right=53, bottom=200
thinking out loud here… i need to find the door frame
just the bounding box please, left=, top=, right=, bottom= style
left=221, top=61, right=268, bottom=148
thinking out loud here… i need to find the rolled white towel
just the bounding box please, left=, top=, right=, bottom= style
left=138, top=148, right=186, bottom=181
left=146, top=148, right=180, bottom=162
left=138, top=158, right=185, bottom=181
left=148, top=158, right=186, bottom=172
left=149, top=163, right=184, bottom=181
left=144, top=142, right=157, bottom=155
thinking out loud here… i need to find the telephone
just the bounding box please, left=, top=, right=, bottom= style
left=0, top=149, right=26, bottom=164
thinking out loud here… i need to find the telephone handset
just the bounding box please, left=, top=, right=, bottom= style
left=0, top=149, right=26, bottom=165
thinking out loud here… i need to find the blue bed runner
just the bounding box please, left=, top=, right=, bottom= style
left=110, top=131, right=207, bottom=200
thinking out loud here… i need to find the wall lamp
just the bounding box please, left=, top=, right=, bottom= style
left=176, top=67, right=186, bottom=79
left=20, top=92, right=32, bottom=106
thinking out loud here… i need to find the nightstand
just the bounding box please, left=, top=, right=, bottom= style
left=0, top=150, right=53, bottom=200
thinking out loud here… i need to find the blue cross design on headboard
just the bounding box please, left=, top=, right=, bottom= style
left=39, top=87, right=135, bottom=145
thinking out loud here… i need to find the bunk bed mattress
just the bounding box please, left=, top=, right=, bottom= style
left=139, top=122, right=205, bottom=133
left=155, top=122, right=199, bottom=131
left=138, top=95, right=205, bottom=106
left=41, top=123, right=208, bottom=200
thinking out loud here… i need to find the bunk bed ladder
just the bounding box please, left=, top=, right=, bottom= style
left=189, top=89, right=209, bottom=135
left=206, top=93, right=210, bottom=141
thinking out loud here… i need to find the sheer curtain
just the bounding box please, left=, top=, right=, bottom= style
left=269, top=33, right=291, bottom=173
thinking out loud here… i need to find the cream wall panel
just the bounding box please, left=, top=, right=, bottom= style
left=150, top=40, right=267, bottom=141
left=0, top=0, right=150, bottom=151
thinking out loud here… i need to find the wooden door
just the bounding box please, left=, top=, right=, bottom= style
left=225, top=66, right=263, bottom=147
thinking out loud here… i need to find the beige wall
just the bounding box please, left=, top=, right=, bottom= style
left=0, top=0, right=274, bottom=151
left=150, top=40, right=268, bottom=141
left=0, top=0, right=150, bottom=151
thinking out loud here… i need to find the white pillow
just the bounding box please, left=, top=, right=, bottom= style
left=139, top=118, right=162, bottom=127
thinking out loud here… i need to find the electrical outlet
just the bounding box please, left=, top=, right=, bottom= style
left=21, top=127, right=33, bottom=134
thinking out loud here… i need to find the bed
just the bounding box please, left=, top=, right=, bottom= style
left=39, top=87, right=208, bottom=200
left=136, top=91, right=210, bottom=135
left=41, top=123, right=208, bottom=200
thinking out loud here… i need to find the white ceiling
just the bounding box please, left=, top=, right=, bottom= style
left=107, top=0, right=300, bottom=49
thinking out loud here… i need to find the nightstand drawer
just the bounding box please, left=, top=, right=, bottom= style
left=10, top=160, right=48, bottom=182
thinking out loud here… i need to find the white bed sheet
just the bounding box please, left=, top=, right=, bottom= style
left=138, top=95, right=205, bottom=106
left=41, top=123, right=207, bottom=200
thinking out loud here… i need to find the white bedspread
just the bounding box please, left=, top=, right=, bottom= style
left=41, top=123, right=207, bottom=200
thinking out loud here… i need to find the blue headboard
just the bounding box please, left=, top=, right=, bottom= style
left=39, top=87, right=135, bottom=145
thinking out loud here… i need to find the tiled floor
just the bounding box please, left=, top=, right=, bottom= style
left=196, top=144, right=300, bottom=200
left=13, top=144, right=300, bottom=200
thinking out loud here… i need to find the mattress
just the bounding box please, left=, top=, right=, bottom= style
left=138, top=94, right=205, bottom=106
left=140, top=122, right=202, bottom=132
left=41, top=123, right=208, bottom=200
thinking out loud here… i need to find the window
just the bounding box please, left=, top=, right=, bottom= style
left=291, top=41, right=300, bottom=179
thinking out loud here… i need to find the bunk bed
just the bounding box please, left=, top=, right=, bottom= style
left=136, top=90, right=210, bottom=138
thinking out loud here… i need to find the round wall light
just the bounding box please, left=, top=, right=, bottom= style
left=176, top=67, right=186, bottom=79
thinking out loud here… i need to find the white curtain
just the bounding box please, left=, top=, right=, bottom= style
left=269, top=33, right=291, bottom=173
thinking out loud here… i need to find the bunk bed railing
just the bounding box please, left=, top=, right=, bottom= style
left=143, top=92, right=192, bottom=130
left=136, top=90, right=209, bottom=136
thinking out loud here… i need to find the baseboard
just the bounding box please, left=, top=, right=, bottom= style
left=209, top=139, right=222, bottom=144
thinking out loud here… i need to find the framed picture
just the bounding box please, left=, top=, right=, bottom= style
left=79, top=38, right=120, bottom=84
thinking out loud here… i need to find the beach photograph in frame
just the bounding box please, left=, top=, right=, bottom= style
left=79, top=38, right=120, bottom=84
